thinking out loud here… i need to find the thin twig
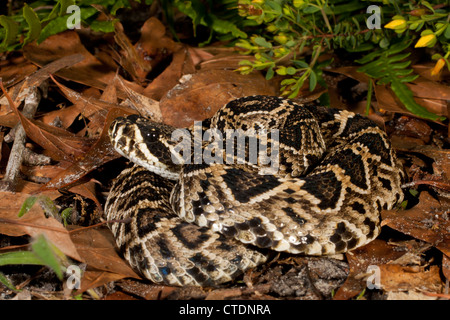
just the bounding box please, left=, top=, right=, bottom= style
left=1, top=87, right=41, bottom=191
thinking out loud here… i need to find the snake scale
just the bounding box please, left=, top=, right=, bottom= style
left=105, top=95, right=405, bottom=286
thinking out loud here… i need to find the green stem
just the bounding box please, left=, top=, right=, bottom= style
left=365, top=78, right=373, bottom=116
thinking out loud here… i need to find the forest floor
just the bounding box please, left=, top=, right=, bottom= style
left=0, top=13, right=449, bottom=301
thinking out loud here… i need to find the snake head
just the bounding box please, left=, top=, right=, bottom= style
left=109, top=114, right=182, bottom=180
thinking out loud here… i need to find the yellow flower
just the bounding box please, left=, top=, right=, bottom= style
left=384, top=19, right=406, bottom=30
left=415, top=34, right=436, bottom=48
left=431, top=58, right=445, bottom=76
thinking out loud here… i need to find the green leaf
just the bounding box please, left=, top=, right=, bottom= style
left=379, top=38, right=390, bottom=49
left=266, top=67, right=274, bottom=80
left=388, top=40, right=412, bottom=55
left=253, top=36, right=272, bottom=48
left=390, top=60, right=412, bottom=70
left=31, top=235, right=64, bottom=280
left=0, top=235, right=67, bottom=281
left=0, top=15, right=19, bottom=49
left=37, top=14, right=72, bottom=44
left=444, top=24, right=450, bottom=39
left=23, top=4, right=42, bottom=45
left=211, top=17, right=247, bottom=38
left=286, top=66, right=297, bottom=75
left=390, top=77, right=445, bottom=121
left=18, top=196, right=38, bottom=217
left=267, top=1, right=282, bottom=14
left=37, top=195, right=59, bottom=219
left=0, top=250, right=44, bottom=266
left=0, top=271, right=19, bottom=291
left=303, top=5, right=320, bottom=14
left=90, top=19, right=117, bottom=33
left=355, top=50, right=383, bottom=64
left=61, top=207, right=73, bottom=227
left=398, top=74, right=419, bottom=83
left=293, top=60, right=309, bottom=68
left=386, top=52, right=411, bottom=63
left=41, top=0, right=75, bottom=23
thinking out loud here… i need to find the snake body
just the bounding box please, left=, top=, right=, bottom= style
left=105, top=96, right=405, bottom=286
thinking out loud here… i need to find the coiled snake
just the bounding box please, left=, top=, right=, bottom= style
left=105, top=95, right=404, bottom=286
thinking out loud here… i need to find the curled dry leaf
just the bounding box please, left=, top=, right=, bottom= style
left=116, top=76, right=162, bottom=122
left=113, top=20, right=152, bottom=83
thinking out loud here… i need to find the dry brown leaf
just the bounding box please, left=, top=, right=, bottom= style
left=52, top=76, right=110, bottom=121
left=1, top=82, right=94, bottom=162
left=37, top=107, right=133, bottom=192
left=410, top=146, right=450, bottom=182
left=327, top=66, right=371, bottom=84
left=113, top=20, right=152, bottom=83
left=23, top=31, right=142, bottom=98
left=381, top=192, right=450, bottom=257
left=0, top=55, right=38, bottom=88
left=374, top=84, right=448, bottom=119
left=100, top=77, right=119, bottom=104
left=391, top=116, right=433, bottom=144
left=69, top=226, right=139, bottom=279
left=39, top=105, right=82, bottom=129
left=333, top=239, right=406, bottom=300
left=17, top=113, right=93, bottom=162
left=75, top=270, right=127, bottom=295
left=68, top=180, right=102, bottom=211
left=379, top=264, right=442, bottom=292
left=116, top=76, right=162, bottom=122
left=413, top=63, right=450, bottom=82
left=159, top=70, right=277, bottom=127
left=0, top=108, right=18, bottom=128
left=104, top=291, right=139, bottom=300
left=443, top=254, right=450, bottom=282
left=0, top=191, right=81, bottom=260
left=136, top=17, right=182, bottom=70
left=114, top=279, right=176, bottom=300
left=143, top=47, right=195, bottom=101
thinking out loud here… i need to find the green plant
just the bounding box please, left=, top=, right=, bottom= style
left=161, top=0, right=252, bottom=44
left=356, top=40, right=445, bottom=121
left=0, top=234, right=69, bottom=291
left=236, top=0, right=449, bottom=120
left=0, top=0, right=136, bottom=52
left=0, top=0, right=251, bottom=51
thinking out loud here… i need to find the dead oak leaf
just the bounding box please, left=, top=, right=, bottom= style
left=159, top=69, right=277, bottom=128
left=0, top=191, right=81, bottom=261
left=333, top=239, right=405, bottom=300
left=381, top=192, right=450, bottom=257
left=38, top=107, right=134, bottom=192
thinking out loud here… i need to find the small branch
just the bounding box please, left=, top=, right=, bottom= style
left=0, top=87, right=41, bottom=191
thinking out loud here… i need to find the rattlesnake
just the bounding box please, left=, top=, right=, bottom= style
left=105, top=95, right=405, bottom=286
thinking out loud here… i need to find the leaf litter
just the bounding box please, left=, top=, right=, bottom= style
left=0, top=15, right=448, bottom=301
